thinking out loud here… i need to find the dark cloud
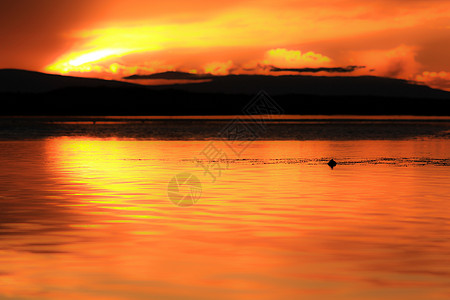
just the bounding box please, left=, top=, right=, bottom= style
left=125, top=66, right=367, bottom=80
left=270, top=65, right=366, bottom=73
left=242, top=64, right=274, bottom=72
left=124, top=71, right=214, bottom=80
left=384, top=59, right=410, bottom=78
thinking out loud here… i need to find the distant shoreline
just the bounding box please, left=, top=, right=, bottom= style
left=1, top=89, right=449, bottom=116
left=2, top=115, right=450, bottom=120
left=1, top=115, right=449, bottom=141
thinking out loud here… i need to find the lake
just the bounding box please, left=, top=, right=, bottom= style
left=0, top=116, right=449, bottom=299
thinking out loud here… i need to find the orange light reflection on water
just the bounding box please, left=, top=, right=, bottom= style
left=0, top=138, right=449, bottom=299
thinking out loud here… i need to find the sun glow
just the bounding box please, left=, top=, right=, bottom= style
left=42, top=2, right=450, bottom=89
left=45, top=20, right=261, bottom=75
left=43, top=6, right=406, bottom=76
left=47, top=48, right=133, bottom=73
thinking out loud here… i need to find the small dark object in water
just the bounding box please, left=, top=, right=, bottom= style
left=328, top=159, right=337, bottom=169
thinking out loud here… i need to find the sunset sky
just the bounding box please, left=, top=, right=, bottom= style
left=1, top=0, right=449, bottom=90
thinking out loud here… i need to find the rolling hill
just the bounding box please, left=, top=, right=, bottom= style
left=0, top=69, right=449, bottom=115
left=0, top=69, right=138, bottom=93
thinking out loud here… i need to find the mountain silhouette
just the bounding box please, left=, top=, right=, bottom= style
left=0, top=69, right=449, bottom=116
left=0, top=69, right=137, bottom=93
left=142, top=74, right=450, bottom=99
left=125, top=71, right=214, bottom=80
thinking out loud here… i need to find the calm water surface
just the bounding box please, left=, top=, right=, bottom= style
left=0, top=117, right=449, bottom=299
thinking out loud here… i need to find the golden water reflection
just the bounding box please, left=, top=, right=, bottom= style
left=0, top=138, right=449, bottom=299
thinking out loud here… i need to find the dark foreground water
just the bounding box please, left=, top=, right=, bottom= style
left=0, top=115, right=449, bottom=140
left=0, top=116, right=449, bottom=299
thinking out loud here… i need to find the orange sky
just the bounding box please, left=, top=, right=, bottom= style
left=1, top=0, right=450, bottom=90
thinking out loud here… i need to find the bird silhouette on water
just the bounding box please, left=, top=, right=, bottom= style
left=328, top=159, right=337, bottom=169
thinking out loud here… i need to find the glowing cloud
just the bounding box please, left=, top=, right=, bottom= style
left=263, top=48, right=332, bottom=68
left=416, top=71, right=450, bottom=91
left=351, top=45, right=420, bottom=79
left=203, top=60, right=234, bottom=75
left=240, top=48, right=333, bottom=75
